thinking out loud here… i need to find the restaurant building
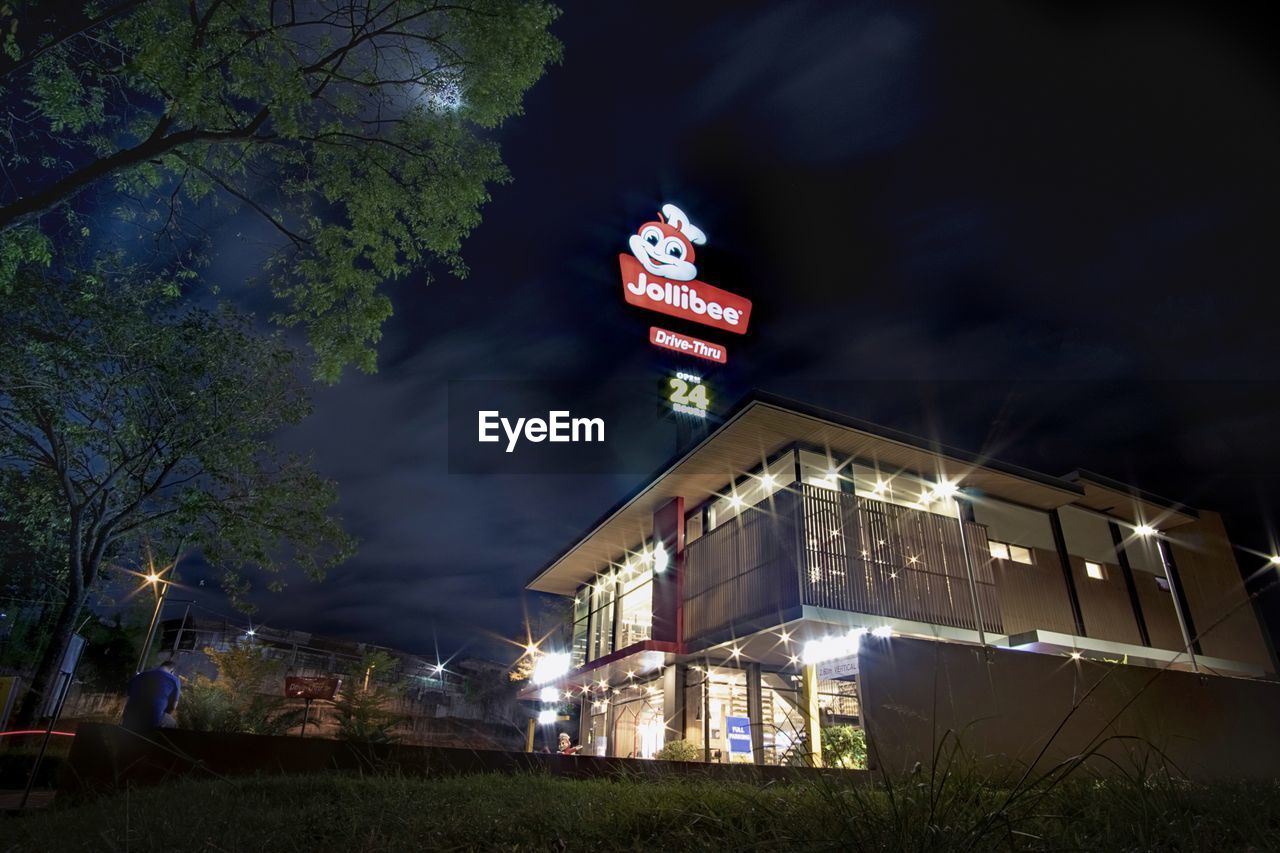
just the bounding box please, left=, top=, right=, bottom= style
left=521, top=392, right=1274, bottom=766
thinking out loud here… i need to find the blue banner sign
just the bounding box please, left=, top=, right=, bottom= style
left=726, top=715, right=753, bottom=757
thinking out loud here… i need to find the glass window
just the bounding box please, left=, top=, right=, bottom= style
left=707, top=453, right=795, bottom=532
left=571, top=587, right=590, bottom=669
left=616, top=568, right=653, bottom=649
left=989, top=541, right=1010, bottom=560
left=1085, top=561, right=1105, bottom=580
left=1058, top=506, right=1120, bottom=565
left=972, top=499, right=1056, bottom=551
left=846, top=461, right=958, bottom=518
left=589, top=578, right=615, bottom=661
left=1009, top=545, right=1033, bottom=565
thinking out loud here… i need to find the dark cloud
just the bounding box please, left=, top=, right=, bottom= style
left=165, top=0, right=1280, bottom=658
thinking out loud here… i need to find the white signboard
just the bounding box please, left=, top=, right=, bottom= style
left=816, top=653, right=858, bottom=681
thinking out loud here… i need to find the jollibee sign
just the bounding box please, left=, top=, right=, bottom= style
left=620, top=204, right=753, bottom=336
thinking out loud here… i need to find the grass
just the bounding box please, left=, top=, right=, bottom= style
left=4, top=769, right=1280, bottom=852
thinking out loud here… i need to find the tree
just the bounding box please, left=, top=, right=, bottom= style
left=333, top=649, right=404, bottom=742
left=0, top=0, right=561, bottom=380
left=0, top=261, right=355, bottom=724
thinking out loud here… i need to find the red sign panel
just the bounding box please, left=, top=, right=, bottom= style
left=619, top=254, right=752, bottom=335
left=649, top=327, right=727, bottom=364
left=285, top=676, right=340, bottom=701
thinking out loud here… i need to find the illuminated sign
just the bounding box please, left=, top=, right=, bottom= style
left=664, top=371, right=710, bottom=418
left=621, top=204, right=752, bottom=335
left=649, top=327, right=726, bottom=364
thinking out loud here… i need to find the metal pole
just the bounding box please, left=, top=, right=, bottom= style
left=1155, top=536, right=1199, bottom=674
left=136, top=578, right=171, bottom=674
left=953, top=496, right=988, bottom=648
left=299, top=697, right=311, bottom=737
left=20, top=635, right=82, bottom=810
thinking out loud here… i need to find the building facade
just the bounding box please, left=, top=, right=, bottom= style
left=522, top=393, right=1274, bottom=766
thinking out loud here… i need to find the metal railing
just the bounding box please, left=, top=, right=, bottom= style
left=684, top=485, right=1003, bottom=640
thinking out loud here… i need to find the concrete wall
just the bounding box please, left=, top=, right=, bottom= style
left=858, top=637, right=1280, bottom=782
left=1170, top=512, right=1274, bottom=670
left=60, top=723, right=864, bottom=798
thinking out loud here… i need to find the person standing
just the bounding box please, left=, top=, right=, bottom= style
left=121, top=660, right=181, bottom=732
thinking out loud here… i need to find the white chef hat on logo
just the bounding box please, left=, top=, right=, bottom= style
left=661, top=204, right=706, bottom=246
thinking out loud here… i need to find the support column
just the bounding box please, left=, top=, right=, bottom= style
left=798, top=663, right=823, bottom=767
left=662, top=664, right=686, bottom=747
left=525, top=717, right=536, bottom=753
left=651, top=497, right=686, bottom=646
left=605, top=689, right=619, bottom=758
left=746, top=663, right=763, bottom=764
left=1049, top=509, right=1087, bottom=637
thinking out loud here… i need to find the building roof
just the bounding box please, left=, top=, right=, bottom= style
left=527, top=391, right=1115, bottom=596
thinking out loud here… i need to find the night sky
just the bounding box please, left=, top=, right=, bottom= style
left=170, top=1, right=1280, bottom=661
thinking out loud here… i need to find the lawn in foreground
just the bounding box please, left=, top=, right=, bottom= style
left=6, top=771, right=1280, bottom=852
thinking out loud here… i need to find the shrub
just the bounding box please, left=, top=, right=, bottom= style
left=822, top=725, right=866, bottom=769
left=655, top=739, right=701, bottom=762
left=177, top=645, right=301, bottom=735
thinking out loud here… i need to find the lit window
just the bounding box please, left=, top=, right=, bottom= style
left=989, top=541, right=1010, bottom=560
left=1009, top=545, right=1033, bottom=565
left=1085, top=561, right=1104, bottom=580
left=1154, top=576, right=1170, bottom=592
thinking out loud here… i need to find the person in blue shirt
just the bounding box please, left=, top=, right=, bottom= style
left=121, top=660, right=181, bottom=731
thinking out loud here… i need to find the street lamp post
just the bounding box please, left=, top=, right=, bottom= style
left=1136, top=525, right=1199, bottom=674
left=135, top=565, right=177, bottom=674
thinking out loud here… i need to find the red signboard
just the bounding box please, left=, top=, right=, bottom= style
left=285, top=676, right=340, bottom=701
left=619, top=254, right=752, bottom=335
left=649, top=326, right=727, bottom=364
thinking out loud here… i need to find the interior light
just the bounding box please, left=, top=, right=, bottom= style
left=729, top=494, right=743, bottom=509
left=872, top=480, right=887, bottom=495
left=802, top=629, right=863, bottom=665
left=537, top=709, right=557, bottom=725
left=729, top=646, right=741, bottom=657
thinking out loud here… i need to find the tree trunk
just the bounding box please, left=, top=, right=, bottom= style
left=14, top=577, right=88, bottom=728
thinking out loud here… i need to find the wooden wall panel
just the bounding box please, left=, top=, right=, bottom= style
left=1132, top=573, right=1185, bottom=653
left=1169, top=512, right=1274, bottom=671
left=989, top=546, right=1077, bottom=636
left=1070, top=557, right=1143, bottom=645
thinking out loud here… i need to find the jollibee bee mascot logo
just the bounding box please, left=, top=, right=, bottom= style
left=619, top=203, right=752, bottom=335
left=628, top=204, right=706, bottom=282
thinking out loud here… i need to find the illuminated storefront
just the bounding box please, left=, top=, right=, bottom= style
left=521, top=392, right=1275, bottom=765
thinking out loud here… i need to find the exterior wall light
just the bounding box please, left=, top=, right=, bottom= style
left=653, top=545, right=669, bottom=574
left=539, top=687, right=560, bottom=703
left=531, top=652, right=571, bottom=685
left=537, top=709, right=557, bottom=725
